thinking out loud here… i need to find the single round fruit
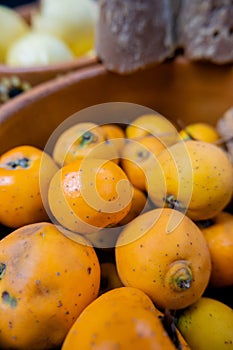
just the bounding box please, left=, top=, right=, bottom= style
left=118, top=186, right=149, bottom=226
left=100, top=123, right=125, bottom=152
left=32, top=0, right=98, bottom=56
left=176, top=297, right=233, bottom=350
left=0, top=5, right=29, bottom=62
left=52, top=122, right=119, bottom=166
left=0, top=222, right=100, bottom=350
left=48, top=158, right=133, bottom=234
left=147, top=140, right=233, bottom=221
left=62, top=287, right=190, bottom=350
left=6, top=32, right=74, bottom=67
left=198, top=211, right=233, bottom=287
left=125, top=113, right=179, bottom=146
left=121, top=135, right=166, bottom=191
left=179, top=122, right=220, bottom=144
left=116, top=208, right=211, bottom=310
left=101, top=123, right=125, bottom=140
left=0, top=145, right=58, bottom=228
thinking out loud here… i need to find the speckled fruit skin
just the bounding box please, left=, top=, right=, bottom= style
left=52, top=122, right=119, bottom=167
left=0, top=145, right=58, bottom=228
left=199, top=211, right=233, bottom=287
left=147, top=140, right=233, bottom=221
left=0, top=222, right=100, bottom=350
left=115, top=208, right=211, bottom=310
left=48, top=158, right=132, bottom=234
left=125, top=114, right=180, bottom=146
left=176, top=297, right=233, bottom=350
left=62, top=287, right=190, bottom=350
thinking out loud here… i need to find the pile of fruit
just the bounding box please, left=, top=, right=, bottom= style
left=0, top=0, right=98, bottom=67
left=0, top=110, right=233, bottom=349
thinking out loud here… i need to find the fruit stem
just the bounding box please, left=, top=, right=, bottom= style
left=165, top=195, right=185, bottom=212
left=165, top=261, right=193, bottom=292
left=160, top=309, right=183, bottom=350
left=80, top=131, right=96, bottom=147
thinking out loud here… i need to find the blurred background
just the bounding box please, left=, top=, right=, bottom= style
left=0, top=0, right=36, bottom=7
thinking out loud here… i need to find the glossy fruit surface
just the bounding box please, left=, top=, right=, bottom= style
left=125, top=113, right=179, bottom=146
left=52, top=122, right=119, bottom=167
left=121, top=135, right=166, bottom=191
left=0, top=222, right=100, bottom=349
left=118, top=186, right=149, bottom=226
left=48, top=158, right=132, bottom=234
left=198, top=211, right=233, bottom=287
left=116, top=208, right=211, bottom=310
left=0, top=145, right=58, bottom=228
left=62, top=286, right=190, bottom=350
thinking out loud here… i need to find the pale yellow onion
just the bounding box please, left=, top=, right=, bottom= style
left=0, top=5, right=29, bottom=63
left=6, top=32, right=74, bottom=67
left=32, top=0, right=98, bottom=56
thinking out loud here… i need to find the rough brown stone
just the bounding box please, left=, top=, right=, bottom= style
left=176, top=0, right=233, bottom=64
left=95, top=0, right=176, bottom=74
left=95, top=0, right=233, bottom=74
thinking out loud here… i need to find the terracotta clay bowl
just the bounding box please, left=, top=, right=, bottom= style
left=0, top=2, right=98, bottom=88
left=0, top=56, right=232, bottom=152
left=0, top=57, right=233, bottom=309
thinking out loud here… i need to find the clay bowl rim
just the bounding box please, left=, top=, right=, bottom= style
left=0, top=61, right=105, bottom=122
left=0, top=55, right=233, bottom=127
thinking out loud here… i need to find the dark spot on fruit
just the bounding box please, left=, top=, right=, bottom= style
left=87, top=267, right=92, bottom=274
left=2, top=291, right=17, bottom=308
left=0, top=263, right=6, bottom=280
left=57, top=300, right=63, bottom=307
left=6, top=157, right=30, bottom=169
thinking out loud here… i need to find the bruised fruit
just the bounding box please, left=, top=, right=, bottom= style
left=0, top=222, right=100, bottom=349
left=62, top=287, right=190, bottom=350
left=116, top=208, right=211, bottom=310
left=147, top=140, right=233, bottom=221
